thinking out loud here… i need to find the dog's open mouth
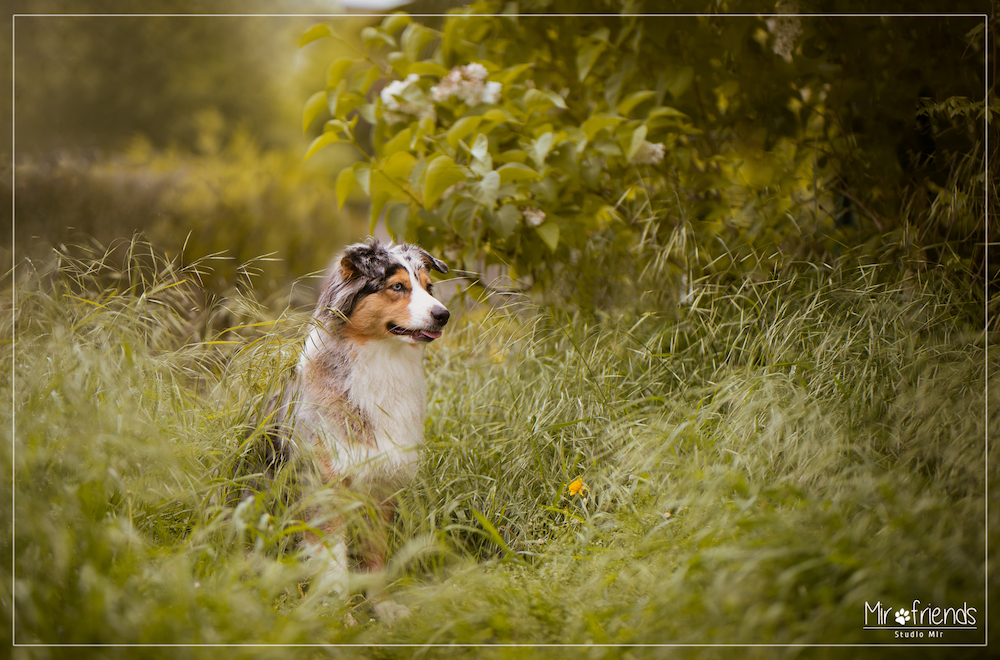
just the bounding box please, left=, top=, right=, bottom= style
left=387, top=323, right=442, bottom=342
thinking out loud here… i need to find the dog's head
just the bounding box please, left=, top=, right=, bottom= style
left=316, top=237, right=450, bottom=344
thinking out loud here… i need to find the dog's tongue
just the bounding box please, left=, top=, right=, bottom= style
left=412, top=329, right=442, bottom=342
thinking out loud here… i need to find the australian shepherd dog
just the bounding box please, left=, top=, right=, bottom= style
left=261, top=237, right=449, bottom=622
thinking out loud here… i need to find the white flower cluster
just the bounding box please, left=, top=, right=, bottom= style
left=431, top=63, right=502, bottom=106
left=765, top=2, right=802, bottom=63
left=380, top=74, right=435, bottom=123
left=522, top=207, right=546, bottom=227
left=630, top=140, right=666, bottom=165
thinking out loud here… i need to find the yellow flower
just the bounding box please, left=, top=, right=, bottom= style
left=567, top=476, right=589, bottom=496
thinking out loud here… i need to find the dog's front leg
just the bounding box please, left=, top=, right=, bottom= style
left=363, top=500, right=411, bottom=623
left=302, top=516, right=349, bottom=604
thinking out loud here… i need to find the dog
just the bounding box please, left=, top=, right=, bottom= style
left=259, top=237, right=449, bottom=622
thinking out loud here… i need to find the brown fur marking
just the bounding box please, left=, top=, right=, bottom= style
left=340, top=268, right=417, bottom=343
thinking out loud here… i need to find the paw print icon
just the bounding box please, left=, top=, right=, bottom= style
left=895, top=609, right=911, bottom=626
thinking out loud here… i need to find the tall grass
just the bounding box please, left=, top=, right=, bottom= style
left=3, top=236, right=994, bottom=658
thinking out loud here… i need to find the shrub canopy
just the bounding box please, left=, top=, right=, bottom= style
left=300, top=1, right=988, bottom=293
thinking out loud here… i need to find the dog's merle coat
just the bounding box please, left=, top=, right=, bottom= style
left=252, top=238, right=449, bottom=621
left=316, top=238, right=448, bottom=330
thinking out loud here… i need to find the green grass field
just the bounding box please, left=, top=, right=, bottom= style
left=4, top=238, right=995, bottom=659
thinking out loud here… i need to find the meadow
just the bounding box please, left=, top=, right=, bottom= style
left=5, top=7, right=993, bottom=658
left=4, top=228, right=994, bottom=658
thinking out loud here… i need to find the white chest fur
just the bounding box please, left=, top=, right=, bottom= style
left=345, top=339, right=427, bottom=450
left=296, top=329, right=428, bottom=490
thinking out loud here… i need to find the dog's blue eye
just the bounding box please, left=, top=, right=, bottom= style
left=390, top=282, right=405, bottom=292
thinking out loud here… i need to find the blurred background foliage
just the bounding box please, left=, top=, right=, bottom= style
left=5, top=0, right=993, bottom=307
left=299, top=0, right=991, bottom=307
left=8, top=0, right=381, bottom=289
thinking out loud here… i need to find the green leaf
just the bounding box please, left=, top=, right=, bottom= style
left=384, top=127, right=413, bottom=157
left=300, top=23, right=333, bottom=48
left=479, top=107, right=514, bottom=129
left=469, top=134, right=492, bottom=176
left=665, top=65, right=694, bottom=99
left=618, top=90, right=656, bottom=116
left=496, top=150, right=528, bottom=165
left=387, top=52, right=412, bottom=78
left=409, top=61, right=448, bottom=77
left=533, top=176, right=557, bottom=203
left=494, top=204, right=520, bottom=239
left=353, top=162, right=371, bottom=195
left=626, top=124, right=648, bottom=160
left=381, top=12, right=411, bottom=36
left=423, top=155, right=466, bottom=209
left=381, top=151, right=417, bottom=181
left=326, top=58, right=354, bottom=90
left=357, top=103, right=376, bottom=124
left=402, top=23, right=436, bottom=63
left=335, top=167, right=355, bottom=210
left=356, top=67, right=382, bottom=95
left=330, top=90, right=361, bottom=121
left=536, top=221, right=560, bottom=251
left=540, top=89, right=568, bottom=110
left=462, top=245, right=479, bottom=272
left=386, top=203, right=409, bottom=239
left=582, top=115, right=625, bottom=141
left=412, top=115, right=435, bottom=149
left=592, top=139, right=621, bottom=158
left=447, top=116, right=484, bottom=149
left=450, top=200, right=478, bottom=240
left=369, top=189, right=392, bottom=233
left=302, top=90, right=327, bottom=134
left=470, top=133, right=490, bottom=164
left=323, top=119, right=353, bottom=138
left=361, top=26, right=396, bottom=49
left=530, top=132, right=554, bottom=166
left=524, top=88, right=561, bottom=114
left=576, top=40, right=605, bottom=82
left=471, top=171, right=500, bottom=208
left=476, top=60, right=501, bottom=74
left=408, top=156, right=429, bottom=189
left=590, top=27, right=611, bottom=42
left=648, top=105, right=688, bottom=119
left=303, top=132, right=339, bottom=160
left=499, top=63, right=533, bottom=86
left=497, top=162, right=541, bottom=185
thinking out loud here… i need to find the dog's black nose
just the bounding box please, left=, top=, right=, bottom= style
left=432, top=307, right=450, bottom=325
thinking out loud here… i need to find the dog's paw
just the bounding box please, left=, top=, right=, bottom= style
left=372, top=598, right=411, bottom=624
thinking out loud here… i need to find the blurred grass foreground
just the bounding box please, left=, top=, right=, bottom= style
left=6, top=231, right=994, bottom=653
left=4, top=2, right=997, bottom=657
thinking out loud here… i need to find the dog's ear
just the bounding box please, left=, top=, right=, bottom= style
left=316, top=239, right=385, bottom=325
left=315, top=271, right=363, bottom=325
left=416, top=248, right=449, bottom=274
left=339, top=254, right=361, bottom=281
left=339, top=238, right=383, bottom=281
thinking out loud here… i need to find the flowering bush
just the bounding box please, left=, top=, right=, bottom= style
left=297, top=3, right=987, bottom=292
left=431, top=63, right=502, bottom=106
left=298, top=9, right=698, bottom=288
